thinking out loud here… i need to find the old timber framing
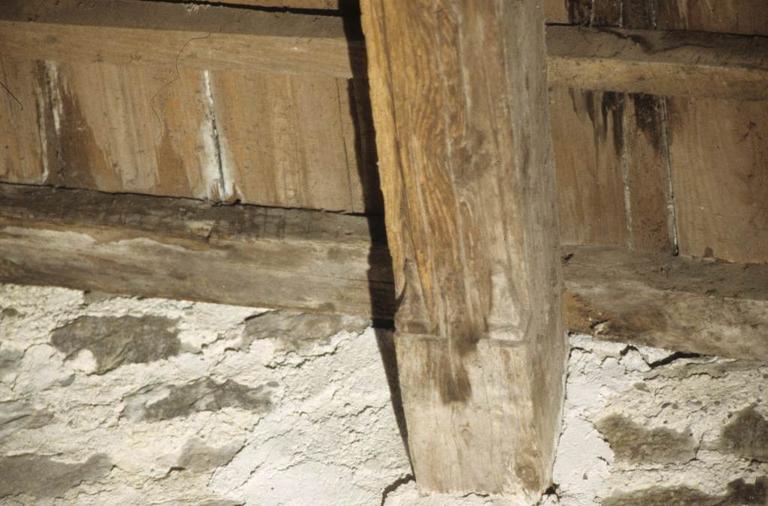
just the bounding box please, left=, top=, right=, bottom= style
left=360, top=0, right=566, bottom=497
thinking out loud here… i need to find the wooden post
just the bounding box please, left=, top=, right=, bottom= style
left=360, top=0, right=567, bottom=498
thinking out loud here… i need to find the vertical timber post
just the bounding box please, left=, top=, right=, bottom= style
left=360, top=0, right=567, bottom=498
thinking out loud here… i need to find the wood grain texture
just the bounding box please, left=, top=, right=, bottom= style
left=211, top=71, right=376, bottom=212
left=184, top=0, right=341, bottom=9
left=551, top=88, right=629, bottom=247
left=547, top=26, right=768, bottom=101
left=544, top=0, right=570, bottom=23
left=4, top=184, right=766, bottom=364
left=41, top=61, right=220, bottom=200
left=361, top=0, right=565, bottom=496
left=623, top=94, right=674, bottom=251
left=655, top=0, right=768, bottom=36
left=0, top=58, right=48, bottom=185
left=666, top=97, right=768, bottom=263
left=655, top=1, right=768, bottom=264
left=0, top=0, right=360, bottom=79
left=0, top=183, right=394, bottom=318
left=564, top=246, right=768, bottom=362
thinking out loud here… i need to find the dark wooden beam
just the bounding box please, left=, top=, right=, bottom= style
left=3, top=184, right=768, bottom=363
left=0, top=183, right=393, bottom=319
left=360, top=0, right=565, bottom=497
left=563, top=246, right=768, bottom=361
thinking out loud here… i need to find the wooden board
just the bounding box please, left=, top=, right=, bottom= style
left=655, top=0, right=768, bottom=36
left=0, top=0, right=359, bottom=79
left=623, top=94, right=674, bottom=252
left=666, top=97, right=768, bottom=263
left=41, top=61, right=218, bottom=200
left=544, top=0, right=570, bottom=23
left=211, top=72, right=376, bottom=212
left=361, top=0, right=565, bottom=497
left=551, top=88, right=629, bottom=247
left=0, top=58, right=48, bottom=185
left=547, top=26, right=768, bottom=101
left=185, top=0, right=341, bottom=9
left=655, top=0, right=768, bottom=263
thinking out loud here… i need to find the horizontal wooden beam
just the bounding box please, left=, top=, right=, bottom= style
left=547, top=26, right=768, bottom=100
left=563, top=246, right=768, bottom=361
left=0, top=184, right=394, bottom=319
left=2, top=1, right=765, bottom=98
left=0, top=0, right=361, bottom=78
left=185, top=0, right=341, bottom=9
left=3, top=184, right=767, bottom=362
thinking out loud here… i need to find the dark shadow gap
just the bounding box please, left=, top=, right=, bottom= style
left=139, top=0, right=360, bottom=17
left=341, top=7, right=410, bottom=461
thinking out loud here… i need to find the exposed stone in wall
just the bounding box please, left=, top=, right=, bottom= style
left=550, top=335, right=768, bottom=505
left=0, top=284, right=408, bottom=505
left=2, top=283, right=768, bottom=505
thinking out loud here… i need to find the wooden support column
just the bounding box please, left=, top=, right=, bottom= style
left=360, top=1, right=567, bottom=498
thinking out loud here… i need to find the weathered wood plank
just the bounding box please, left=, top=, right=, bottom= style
left=0, top=0, right=360, bottom=79
left=1, top=1, right=764, bottom=97
left=550, top=88, right=629, bottom=247
left=210, top=71, right=374, bottom=212
left=40, top=61, right=219, bottom=199
left=185, top=0, right=341, bottom=9
left=544, top=0, right=570, bottom=24
left=654, top=2, right=768, bottom=264
left=0, top=184, right=393, bottom=318
left=547, top=26, right=768, bottom=100
left=0, top=58, right=48, bottom=185
left=655, top=0, right=768, bottom=36
left=361, top=0, right=565, bottom=497
left=623, top=93, right=674, bottom=252
left=564, top=246, right=768, bottom=362
left=665, top=97, right=768, bottom=263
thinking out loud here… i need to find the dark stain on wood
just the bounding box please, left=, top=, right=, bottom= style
left=622, top=0, right=655, bottom=29
left=601, top=91, right=625, bottom=157
left=429, top=344, right=472, bottom=404
left=567, top=0, right=593, bottom=25
left=593, top=0, right=622, bottom=26
left=570, top=89, right=626, bottom=157
left=630, top=93, right=663, bottom=152
left=49, top=72, right=109, bottom=190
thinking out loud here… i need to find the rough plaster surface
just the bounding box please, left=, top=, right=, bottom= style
left=1, top=283, right=767, bottom=505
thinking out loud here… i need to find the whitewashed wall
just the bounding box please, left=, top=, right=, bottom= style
left=1, top=284, right=766, bottom=505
